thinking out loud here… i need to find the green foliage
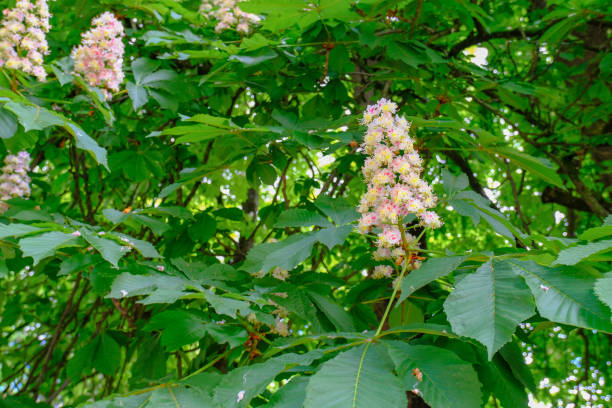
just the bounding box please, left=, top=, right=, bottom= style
left=0, top=0, right=611, bottom=407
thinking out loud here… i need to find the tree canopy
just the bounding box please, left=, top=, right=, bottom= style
left=0, top=0, right=610, bottom=407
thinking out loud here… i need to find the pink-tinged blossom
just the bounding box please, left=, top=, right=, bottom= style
left=378, top=226, right=401, bottom=248
left=0, top=151, right=31, bottom=213
left=373, top=247, right=391, bottom=260
left=357, top=98, right=442, bottom=276
left=372, top=265, right=393, bottom=279
left=200, top=0, right=260, bottom=35
left=0, top=0, right=51, bottom=81
left=71, top=12, right=125, bottom=100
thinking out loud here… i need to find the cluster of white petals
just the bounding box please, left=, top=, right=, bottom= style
left=71, top=12, right=125, bottom=99
left=0, top=151, right=31, bottom=213
left=200, top=0, right=260, bottom=34
left=0, top=0, right=51, bottom=81
left=358, top=98, right=442, bottom=267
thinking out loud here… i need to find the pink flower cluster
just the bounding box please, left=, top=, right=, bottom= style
left=71, top=12, right=125, bottom=99
left=0, top=151, right=31, bottom=213
left=0, top=0, right=51, bottom=81
left=357, top=98, right=442, bottom=265
left=200, top=0, right=260, bottom=34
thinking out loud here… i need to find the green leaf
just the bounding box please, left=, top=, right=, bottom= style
left=314, top=196, right=359, bottom=226
left=204, top=290, right=251, bottom=318
left=0, top=108, right=18, bottom=139
left=19, top=231, right=80, bottom=265
left=188, top=212, right=217, bottom=242
left=553, top=239, right=612, bottom=265
left=107, top=272, right=194, bottom=304
left=274, top=208, right=333, bottom=228
left=114, top=233, right=162, bottom=258
left=211, top=351, right=322, bottom=408
left=385, top=342, right=482, bottom=408
left=130, top=336, right=167, bottom=385
left=229, top=48, right=278, bottom=66
left=203, top=323, right=248, bottom=348
left=132, top=58, right=160, bottom=83
left=444, top=259, right=535, bottom=359
left=147, top=387, right=210, bottom=408
left=3, top=101, right=63, bottom=131
left=261, top=376, right=309, bottom=408
left=127, top=81, right=149, bottom=110
left=441, top=168, right=469, bottom=195
left=93, top=333, right=121, bottom=375
left=486, top=146, right=564, bottom=188
left=0, top=223, right=45, bottom=239
left=303, top=345, right=406, bottom=408
left=308, top=290, right=355, bottom=332
left=67, top=339, right=97, bottom=382
left=578, top=225, right=612, bottom=241
left=241, top=233, right=317, bottom=274
left=145, top=310, right=207, bottom=351
left=594, top=274, right=612, bottom=310
left=475, top=351, right=528, bottom=408
left=66, top=123, right=109, bottom=171
left=508, top=260, right=612, bottom=332
left=314, top=225, right=353, bottom=249
left=81, top=230, right=131, bottom=267
left=499, top=340, right=537, bottom=393
left=398, top=255, right=466, bottom=305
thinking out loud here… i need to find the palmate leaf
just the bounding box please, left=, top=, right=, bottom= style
left=3, top=101, right=109, bottom=170
left=385, top=342, right=482, bottom=408
left=508, top=260, right=612, bottom=332
left=303, top=345, right=406, bottom=408
left=444, top=259, right=535, bottom=359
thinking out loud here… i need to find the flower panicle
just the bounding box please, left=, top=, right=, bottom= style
left=0, top=151, right=32, bottom=213
left=0, top=0, right=51, bottom=81
left=71, top=11, right=125, bottom=100
left=357, top=98, right=442, bottom=276
left=200, top=0, right=260, bottom=35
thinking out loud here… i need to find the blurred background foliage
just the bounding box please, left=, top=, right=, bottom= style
left=0, top=0, right=610, bottom=407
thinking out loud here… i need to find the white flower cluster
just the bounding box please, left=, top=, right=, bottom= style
left=0, top=151, right=31, bottom=213
left=0, top=0, right=51, bottom=81
left=357, top=98, right=442, bottom=267
left=71, top=12, right=125, bottom=100
left=200, top=0, right=260, bottom=34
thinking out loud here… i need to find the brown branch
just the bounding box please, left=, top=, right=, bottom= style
left=409, top=0, right=424, bottom=39
left=505, top=160, right=531, bottom=234
left=30, top=273, right=82, bottom=395
left=111, top=298, right=135, bottom=328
